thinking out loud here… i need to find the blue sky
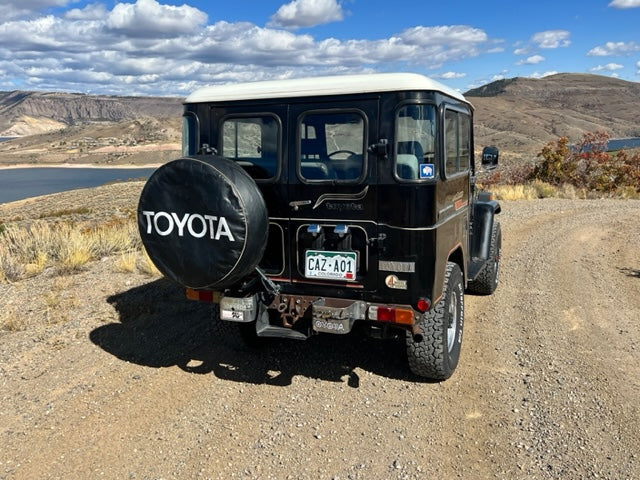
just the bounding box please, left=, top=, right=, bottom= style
left=0, top=0, right=639, bottom=96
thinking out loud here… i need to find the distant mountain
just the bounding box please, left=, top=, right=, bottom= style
left=0, top=91, right=183, bottom=136
left=1, top=74, right=638, bottom=162
left=466, top=73, right=640, bottom=155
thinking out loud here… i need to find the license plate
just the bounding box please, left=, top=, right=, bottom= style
left=305, top=250, right=357, bottom=281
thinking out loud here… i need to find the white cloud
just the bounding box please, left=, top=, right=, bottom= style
left=269, top=0, right=344, bottom=29
left=0, top=0, right=497, bottom=95
left=517, top=54, right=545, bottom=65
left=435, top=71, right=467, bottom=79
left=106, top=0, right=207, bottom=37
left=590, top=63, right=624, bottom=71
left=0, top=0, right=73, bottom=21
left=531, top=30, right=570, bottom=49
left=588, top=41, right=640, bottom=56
left=529, top=71, right=558, bottom=79
left=65, top=3, right=108, bottom=21
left=608, top=0, right=640, bottom=8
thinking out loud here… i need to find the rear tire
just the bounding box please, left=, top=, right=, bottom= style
left=406, top=262, right=464, bottom=380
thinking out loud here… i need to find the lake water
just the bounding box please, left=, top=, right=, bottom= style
left=607, top=138, right=640, bottom=151
left=0, top=167, right=157, bottom=205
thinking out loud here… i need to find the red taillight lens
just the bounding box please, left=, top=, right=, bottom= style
left=376, top=306, right=393, bottom=322
left=416, top=298, right=430, bottom=312
left=369, top=306, right=415, bottom=325
left=185, top=288, right=219, bottom=303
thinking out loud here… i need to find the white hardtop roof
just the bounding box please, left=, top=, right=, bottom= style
left=185, top=73, right=468, bottom=105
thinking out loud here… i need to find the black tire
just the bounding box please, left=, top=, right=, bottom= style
left=138, top=155, right=268, bottom=290
left=468, top=221, right=501, bottom=295
left=406, top=262, right=464, bottom=380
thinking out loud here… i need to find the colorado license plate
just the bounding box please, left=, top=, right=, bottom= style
left=305, top=250, right=357, bottom=281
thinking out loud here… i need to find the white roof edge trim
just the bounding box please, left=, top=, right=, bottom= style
left=185, top=73, right=468, bottom=105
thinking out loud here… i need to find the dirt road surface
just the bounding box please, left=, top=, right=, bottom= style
left=1, top=196, right=639, bottom=479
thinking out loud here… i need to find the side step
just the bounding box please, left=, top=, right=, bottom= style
left=256, top=324, right=309, bottom=340
left=256, top=310, right=309, bottom=340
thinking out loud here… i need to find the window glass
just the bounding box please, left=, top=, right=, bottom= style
left=222, top=116, right=278, bottom=180
left=182, top=113, right=198, bottom=156
left=444, top=110, right=471, bottom=176
left=445, top=109, right=458, bottom=176
left=299, top=112, right=365, bottom=181
left=395, top=105, right=436, bottom=180
left=459, top=113, right=470, bottom=171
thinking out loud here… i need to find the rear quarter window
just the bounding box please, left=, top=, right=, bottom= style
left=221, top=115, right=279, bottom=180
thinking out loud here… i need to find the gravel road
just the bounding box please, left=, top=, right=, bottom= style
left=1, top=195, right=639, bottom=479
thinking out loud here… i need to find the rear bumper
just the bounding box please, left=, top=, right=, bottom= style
left=186, top=288, right=418, bottom=336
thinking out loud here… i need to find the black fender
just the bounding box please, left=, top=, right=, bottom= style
left=470, top=199, right=501, bottom=261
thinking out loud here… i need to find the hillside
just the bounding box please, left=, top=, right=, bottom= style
left=0, top=91, right=183, bottom=136
left=0, top=91, right=183, bottom=167
left=466, top=74, right=640, bottom=156
left=0, top=74, right=639, bottom=167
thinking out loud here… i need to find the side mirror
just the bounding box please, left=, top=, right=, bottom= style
left=481, top=146, right=499, bottom=170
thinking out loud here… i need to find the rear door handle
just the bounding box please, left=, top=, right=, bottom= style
left=289, top=200, right=312, bottom=211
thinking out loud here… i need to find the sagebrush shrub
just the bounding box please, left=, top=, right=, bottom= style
left=531, top=131, right=640, bottom=193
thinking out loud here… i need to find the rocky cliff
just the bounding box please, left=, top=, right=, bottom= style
left=0, top=91, right=183, bottom=136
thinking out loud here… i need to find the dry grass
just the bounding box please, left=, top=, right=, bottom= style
left=116, top=250, right=160, bottom=276
left=115, top=251, right=138, bottom=273
left=0, top=306, right=24, bottom=332
left=487, top=181, right=592, bottom=201
left=490, top=184, right=539, bottom=201
left=137, top=250, right=161, bottom=277
left=0, top=217, right=146, bottom=283
left=43, top=277, right=76, bottom=325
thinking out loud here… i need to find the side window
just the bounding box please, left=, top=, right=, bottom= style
left=444, top=109, right=471, bottom=176
left=221, top=116, right=279, bottom=180
left=395, top=105, right=437, bottom=180
left=299, top=112, right=365, bottom=182
left=182, top=113, right=198, bottom=156
left=459, top=113, right=470, bottom=171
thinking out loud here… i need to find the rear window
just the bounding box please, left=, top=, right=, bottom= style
left=298, top=111, right=366, bottom=182
left=221, top=115, right=279, bottom=180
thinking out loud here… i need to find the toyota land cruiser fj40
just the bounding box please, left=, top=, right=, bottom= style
left=138, top=73, right=501, bottom=380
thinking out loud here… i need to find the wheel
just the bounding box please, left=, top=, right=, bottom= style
left=138, top=155, right=268, bottom=289
left=468, top=221, right=501, bottom=295
left=406, top=262, right=464, bottom=380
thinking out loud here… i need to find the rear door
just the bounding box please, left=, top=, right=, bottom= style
left=286, top=99, right=379, bottom=291
left=215, top=106, right=289, bottom=279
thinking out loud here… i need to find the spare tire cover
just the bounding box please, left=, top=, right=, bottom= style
left=138, top=155, right=268, bottom=289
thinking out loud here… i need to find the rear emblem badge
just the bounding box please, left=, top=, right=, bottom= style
left=385, top=275, right=408, bottom=290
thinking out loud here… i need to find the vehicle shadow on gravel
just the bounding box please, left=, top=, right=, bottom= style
left=91, top=279, right=417, bottom=386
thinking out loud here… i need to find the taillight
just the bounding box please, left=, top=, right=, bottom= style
left=185, top=288, right=220, bottom=303
left=368, top=306, right=415, bottom=325
left=416, top=298, right=430, bottom=312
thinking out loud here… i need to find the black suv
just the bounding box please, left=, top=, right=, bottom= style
left=138, top=73, right=501, bottom=380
